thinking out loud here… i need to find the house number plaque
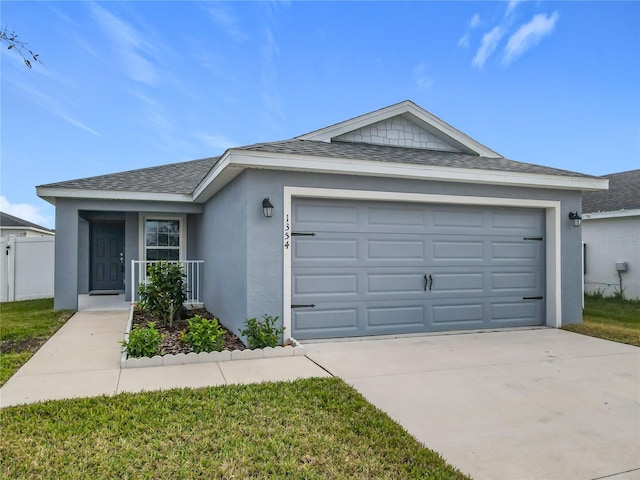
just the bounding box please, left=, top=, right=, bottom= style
left=284, top=214, right=290, bottom=249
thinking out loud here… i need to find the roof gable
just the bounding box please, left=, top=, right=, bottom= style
left=296, top=100, right=502, bottom=158
left=333, top=115, right=462, bottom=152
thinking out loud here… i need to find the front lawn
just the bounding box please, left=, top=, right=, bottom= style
left=563, top=295, right=640, bottom=346
left=0, top=298, right=74, bottom=386
left=0, top=377, right=469, bottom=479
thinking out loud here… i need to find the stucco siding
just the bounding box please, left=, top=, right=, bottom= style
left=583, top=216, right=640, bottom=300
left=199, top=173, right=248, bottom=337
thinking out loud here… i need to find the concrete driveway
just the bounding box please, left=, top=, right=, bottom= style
left=304, top=329, right=640, bottom=480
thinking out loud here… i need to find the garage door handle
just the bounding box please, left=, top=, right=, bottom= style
left=424, top=274, right=428, bottom=291
left=429, top=274, right=433, bottom=291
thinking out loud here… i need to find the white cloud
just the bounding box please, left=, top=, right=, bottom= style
left=5, top=77, right=102, bottom=137
left=0, top=196, right=54, bottom=229
left=90, top=3, right=160, bottom=86
left=506, top=0, right=524, bottom=18
left=473, top=26, right=505, bottom=68
left=503, top=12, right=560, bottom=64
left=458, top=13, right=481, bottom=48
left=207, top=5, right=248, bottom=41
left=196, top=133, right=237, bottom=151
left=413, top=64, right=434, bottom=90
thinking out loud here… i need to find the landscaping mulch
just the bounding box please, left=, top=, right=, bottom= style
left=132, top=307, right=246, bottom=354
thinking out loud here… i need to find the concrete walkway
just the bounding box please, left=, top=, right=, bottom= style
left=0, top=310, right=329, bottom=408
left=305, top=330, right=640, bottom=480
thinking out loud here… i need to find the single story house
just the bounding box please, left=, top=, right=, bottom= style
left=37, top=100, right=608, bottom=341
left=0, top=211, right=55, bottom=238
left=582, top=169, right=639, bottom=300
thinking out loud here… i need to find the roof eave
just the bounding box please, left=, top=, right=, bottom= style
left=192, top=149, right=609, bottom=203
left=583, top=209, right=640, bottom=220
left=36, top=186, right=194, bottom=204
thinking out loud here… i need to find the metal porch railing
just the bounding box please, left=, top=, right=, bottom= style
left=131, top=260, right=204, bottom=305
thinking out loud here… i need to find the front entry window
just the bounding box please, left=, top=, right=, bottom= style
left=145, top=219, right=180, bottom=260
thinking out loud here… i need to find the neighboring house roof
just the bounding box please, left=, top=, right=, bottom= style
left=37, top=100, right=608, bottom=205
left=583, top=169, right=640, bottom=215
left=0, top=211, right=54, bottom=235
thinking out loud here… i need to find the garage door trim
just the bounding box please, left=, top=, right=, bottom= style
left=282, top=186, right=561, bottom=342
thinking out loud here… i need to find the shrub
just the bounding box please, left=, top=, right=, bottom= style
left=122, top=322, right=164, bottom=358
left=138, top=261, right=186, bottom=327
left=240, top=314, right=285, bottom=349
left=180, top=315, right=225, bottom=353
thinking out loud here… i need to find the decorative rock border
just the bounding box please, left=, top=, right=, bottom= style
left=121, top=305, right=304, bottom=369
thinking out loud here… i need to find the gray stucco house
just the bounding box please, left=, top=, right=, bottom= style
left=37, top=100, right=608, bottom=341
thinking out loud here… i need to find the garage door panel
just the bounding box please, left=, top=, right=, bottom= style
left=433, top=208, right=485, bottom=229
left=293, top=202, right=358, bottom=226
left=367, top=273, right=426, bottom=295
left=291, top=198, right=545, bottom=339
left=491, top=210, right=543, bottom=234
left=293, top=238, right=358, bottom=262
left=366, top=305, right=425, bottom=329
left=367, top=239, right=425, bottom=260
left=367, top=206, right=426, bottom=227
left=428, top=272, right=485, bottom=294
left=430, top=302, right=485, bottom=328
left=294, top=274, right=358, bottom=298
left=491, top=300, right=543, bottom=326
left=432, top=240, right=485, bottom=261
left=491, top=241, right=543, bottom=262
left=491, top=271, right=542, bottom=292
left=293, top=308, right=358, bottom=338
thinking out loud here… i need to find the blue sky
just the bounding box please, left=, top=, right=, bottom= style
left=1, top=1, right=639, bottom=229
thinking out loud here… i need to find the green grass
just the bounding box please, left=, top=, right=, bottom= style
left=563, top=295, right=640, bottom=346
left=0, top=298, right=74, bottom=386
left=0, top=378, right=469, bottom=480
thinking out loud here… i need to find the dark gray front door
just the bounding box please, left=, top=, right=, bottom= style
left=291, top=199, right=546, bottom=339
left=91, top=221, right=125, bottom=291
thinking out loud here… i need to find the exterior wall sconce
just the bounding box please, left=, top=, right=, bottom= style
left=262, top=198, right=274, bottom=218
left=568, top=211, right=582, bottom=227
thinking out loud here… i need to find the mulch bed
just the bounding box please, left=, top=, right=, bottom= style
left=1, top=338, right=48, bottom=354
left=132, top=307, right=246, bottom=355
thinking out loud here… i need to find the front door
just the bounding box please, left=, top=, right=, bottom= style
left=91, top=221, right=125, bottom=291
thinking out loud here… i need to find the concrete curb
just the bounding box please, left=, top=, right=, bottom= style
left=120, top=305, right=304, bottom=368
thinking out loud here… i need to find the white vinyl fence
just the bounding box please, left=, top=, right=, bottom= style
left=1, top=236, right=55, bottom=302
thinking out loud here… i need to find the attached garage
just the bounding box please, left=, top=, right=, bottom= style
left=291, top=197, right=545, bottom=339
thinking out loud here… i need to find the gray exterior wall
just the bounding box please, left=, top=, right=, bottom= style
left=199, top=174, right=248, bottom=335
left=196, top=169, right=584, bottom=340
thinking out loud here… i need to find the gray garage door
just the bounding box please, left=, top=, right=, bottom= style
left=291, top=198, right=545, bottom=340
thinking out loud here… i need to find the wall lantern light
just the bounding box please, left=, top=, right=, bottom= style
left=568, top=211, right=582, bottom=228
left=262, top=198, right=274, bottom=218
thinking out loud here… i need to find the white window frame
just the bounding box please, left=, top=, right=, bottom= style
left=139, top=214, right=187, bottom=261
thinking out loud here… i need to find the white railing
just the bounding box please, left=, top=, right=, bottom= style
left=131, top=260, right=204, bottom=305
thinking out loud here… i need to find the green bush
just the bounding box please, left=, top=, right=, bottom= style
left=240, top=314, right=285, bottom=349
left=122, top=322, right=165, bottom=358
left=138, top=261, right=186, bottom=327
left=180, top=315, right=225, bottom=353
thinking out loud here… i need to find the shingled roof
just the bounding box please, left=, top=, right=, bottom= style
left=39, top=156, right=218, bottom=194
left=237, top=139, right=595, bottom=178
left=582, top=169, right=640, bottom=213
left=0, top=211, right=54, bottom=233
